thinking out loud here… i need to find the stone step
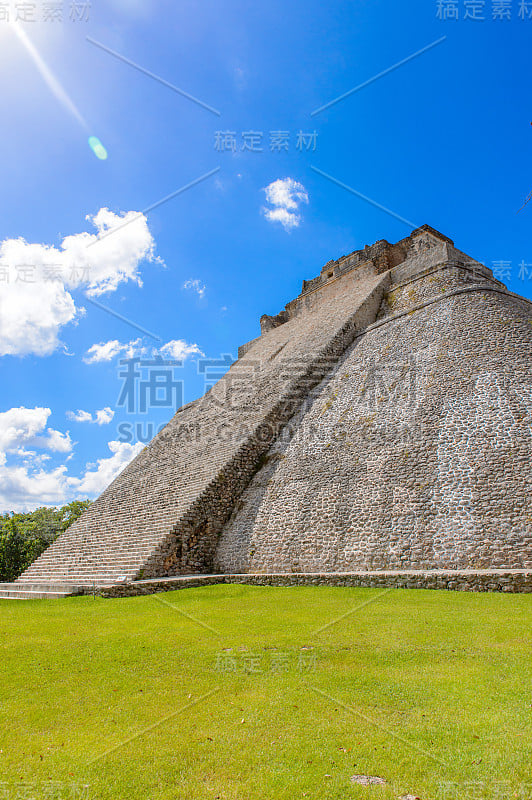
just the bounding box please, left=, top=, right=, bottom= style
left=21, top=553, right=150, bottom=572
left=0, top=582, right=86, bottom=599
left=21, top=564, right=143, bottom=571
left=0, top=581, right=88, bottom=592
left=21, top=560, right=148, bottom=571
left=17, top=566, right=140, bottom=574
left=0, top=591, right=73, bottom=600
left=21, top=548, right=158, bottom=559
left=19, top=575, right=138, bottom=580
left=26, top=546, right=161, bottom=556
left=15, top=580, right=133, bottom=585
left=22, top=551, right=153, bottom=559
left=17, top=564, right=140, bottom=571
left=20, top=565, right=143, bottom=575
left=27, top=538, right=164, bottom=549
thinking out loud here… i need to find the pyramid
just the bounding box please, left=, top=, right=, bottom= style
left=13, top=225, right=532, bottom=594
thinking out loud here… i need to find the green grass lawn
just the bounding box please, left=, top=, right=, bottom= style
left=0, top=585, right=530, bottom=800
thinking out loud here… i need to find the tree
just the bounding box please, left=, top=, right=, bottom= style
left=0, top=500, right=92, bottom=582
left=0, top=518, right=26, bottom=583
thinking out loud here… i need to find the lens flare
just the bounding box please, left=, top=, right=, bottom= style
left=88, top=136, right=108, bottom=160
left=12, top=22, right=87, bottom=130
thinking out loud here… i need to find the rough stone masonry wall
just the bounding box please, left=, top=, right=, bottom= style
left=215, top=268, right=532, bottom=573
left=99, top=571, right=532, bottom=598
left=18, top=264, right=389, bottom=584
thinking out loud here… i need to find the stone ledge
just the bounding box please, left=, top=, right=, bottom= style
left=98, top=570, right=532, bottom=598
left=388, top=259, right=497, bottom=292
left=354, top=281, right=532, bottom=340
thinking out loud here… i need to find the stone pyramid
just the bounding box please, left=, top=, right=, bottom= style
left=13, top=225, right=532, bottom=593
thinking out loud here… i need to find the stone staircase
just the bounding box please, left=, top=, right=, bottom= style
left=7, top=267, right=391, bottom=597
left=0, top=582, right=90, bottom=599
left=13, top=539, right=163, bottom=586
left=7, top=532, right=168, bottom=597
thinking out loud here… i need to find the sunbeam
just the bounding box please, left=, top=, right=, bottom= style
left=12, top=22, right=88, bottom=130
left=11, top=22, right=107, bottom=159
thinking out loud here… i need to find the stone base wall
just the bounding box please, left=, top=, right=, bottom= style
left=99, top=570, right=532, bottom=598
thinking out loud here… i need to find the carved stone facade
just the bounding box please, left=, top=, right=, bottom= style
left=16, top=225, right=532, bottom=588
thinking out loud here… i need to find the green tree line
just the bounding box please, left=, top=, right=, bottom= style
left=0, top=500, right=91, bottom=582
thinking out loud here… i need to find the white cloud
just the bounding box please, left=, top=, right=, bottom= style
left=66, top=409, right=93, bottom=424
left=68, top=440, right=144, bottom=497
left=263, top=207, right=302, bottom=230
left=159, top=340, right=204, bottom=360
left=84, top=338, right=203, bottom=364
left=0, top=275, right=78, bottom=358
left=83, top=338, right=147, bottom=364
left=0, top=439, right=144, bottom=513
left=62, top=208, right=160, bottom=296
left=234, top=66, right=246, bottom=91
left=0, top=406, right=76, bottom=511
left=0, top=461, right=70, bottom=512
left=83, top=341, right=120, bottom=364
left=0, top=209, right=160, bottom=357
left=0, top=407, right=72, bottom=454
left=264, top=178, right=308, bottom=210
left=0, top=405, right=143, bottom=511
left=262, top=177, right=309, bottom=231
left=95, top=407, right=115, bottom=425
left=0, top=407, right=51, bottom=451
left=66, top=407, right=115, bottom=425
left=34, top=428, right=73, bottom=453
left=182, top=279, right=206, bottom=299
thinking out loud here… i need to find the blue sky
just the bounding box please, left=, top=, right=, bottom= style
left=0, top=0, right=530, bottom=511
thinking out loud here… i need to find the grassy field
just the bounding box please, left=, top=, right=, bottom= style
left=0, top=585, right=530, bottom=800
